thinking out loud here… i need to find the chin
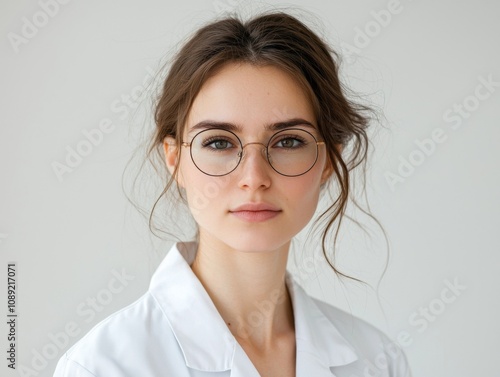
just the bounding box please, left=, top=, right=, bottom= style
left=222, top=234, right=292, bottom=254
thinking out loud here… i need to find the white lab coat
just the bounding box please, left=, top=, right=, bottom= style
left=53, top=241, right=412, bottom=376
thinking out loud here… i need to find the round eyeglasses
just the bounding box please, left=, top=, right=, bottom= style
left=181, top=128, right=325, bottom=177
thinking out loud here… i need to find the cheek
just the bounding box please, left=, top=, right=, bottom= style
left=288, top=166, right=324, bottom=212
left=283, top=175, right=321, bottom=212
left=180, top=159, right=231, bottom=220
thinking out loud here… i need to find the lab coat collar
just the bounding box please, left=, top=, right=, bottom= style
left=149, top=241, right=358, bottom=376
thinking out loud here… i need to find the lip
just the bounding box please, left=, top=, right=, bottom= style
left=230, top=202, right=281, bottom=212
left=229, top=202, right=282, bottom=223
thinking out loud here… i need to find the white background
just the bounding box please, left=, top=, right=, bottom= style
left=1, top=0, right=499, bottom=376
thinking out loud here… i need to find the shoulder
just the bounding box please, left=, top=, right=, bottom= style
left=310, top=295, right=412, bottom=376
left=53, top=291, right=184, bottom=377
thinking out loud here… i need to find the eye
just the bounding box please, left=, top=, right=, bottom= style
left=273, top=135, right=307, bottom=149
left=201, top=136, right=237, bottom=151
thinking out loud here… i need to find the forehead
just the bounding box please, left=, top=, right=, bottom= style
left=185, top=63, right=316, bottom=136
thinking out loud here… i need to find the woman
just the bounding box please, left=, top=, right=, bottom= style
left=54, top=11, right=412, bottom=377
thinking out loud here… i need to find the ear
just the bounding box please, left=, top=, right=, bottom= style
left=320, top=144, right=342, bottom=185
left=320, top=159, right=333, bottom=185
left=163, top=136, right=185, bottom=188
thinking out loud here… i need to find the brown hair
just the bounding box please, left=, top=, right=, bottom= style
left=130, top=11, right=387, bottom=283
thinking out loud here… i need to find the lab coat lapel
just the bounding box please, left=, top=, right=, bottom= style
left=150, top=242, right=236, bottom=372
left=151, top=242, right=358, bottom=376
left=286, top=272, right=358, bottom=376
left=296, top=351, right=339, bottom=376
left=229, top=344, right=261, bottom=377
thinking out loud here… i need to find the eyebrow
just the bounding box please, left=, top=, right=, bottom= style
left=188, top=118, right=316, bottom=134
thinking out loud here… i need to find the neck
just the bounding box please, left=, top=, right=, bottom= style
left=190, top=234, right=295, bottom=350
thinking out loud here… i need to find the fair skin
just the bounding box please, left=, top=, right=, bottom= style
left=163, top=62, right=335, bottom=376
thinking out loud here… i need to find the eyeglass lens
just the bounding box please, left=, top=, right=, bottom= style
left=189, top=128, right=319, bottom=176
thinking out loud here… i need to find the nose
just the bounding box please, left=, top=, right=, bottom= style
left=236, top=142, right=272, bottom=190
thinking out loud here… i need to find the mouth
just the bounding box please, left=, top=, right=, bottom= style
left=229, top=209, right=281, bottom=223
left=229, top=201, right=282, bottom=222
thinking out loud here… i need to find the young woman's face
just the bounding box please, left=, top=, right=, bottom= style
left=165, top=63, right=332, bottom=253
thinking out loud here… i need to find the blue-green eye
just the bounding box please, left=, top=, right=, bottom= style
left=201, top=137, right=236, bottom=151
left=273, top=136, right=307, bottom=149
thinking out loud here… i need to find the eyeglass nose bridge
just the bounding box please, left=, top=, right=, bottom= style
left=236, top=141, right=269, bottom=161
